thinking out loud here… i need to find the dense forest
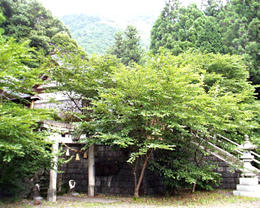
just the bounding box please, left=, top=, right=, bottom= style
left=0, top=0, right=70, bottom=54
left=150, top=0, right=259, bottom=97
left=0, top=0, right=259, bottom=199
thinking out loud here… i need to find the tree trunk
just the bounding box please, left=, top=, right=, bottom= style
left=133, top=151, right=152, bottom=197
left=192, top=182, right=196, bottom=193
left=133, top=158, right=139, bottom=190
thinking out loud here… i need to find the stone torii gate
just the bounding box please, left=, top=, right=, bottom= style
left=41, top=120, right=95, bottom=202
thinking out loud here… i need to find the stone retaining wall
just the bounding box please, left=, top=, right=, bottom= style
left=59, top=145, right=240, bottom=195
left=60, top=145, right=164, bottom=195
left=206, top=155, right=241, bottom=189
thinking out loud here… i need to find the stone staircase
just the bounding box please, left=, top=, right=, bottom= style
left=195, top=134, right=260, bottom=198
left=233, top=177, right=260, bottom=198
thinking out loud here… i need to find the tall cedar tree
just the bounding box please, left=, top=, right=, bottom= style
left=150, top=1, right=224, bottom=55
left=110, top=25, right=143, bottom=66
left=217, top=0, right=260, bottom=97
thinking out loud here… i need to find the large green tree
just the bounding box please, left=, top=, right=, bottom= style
left=50, top=47, right=258, bottom=196
left=89, top=52, right=258, bottom=196
left=0, top=25, right=52, bottom=196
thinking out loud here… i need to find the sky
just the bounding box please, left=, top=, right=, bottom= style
left=38, top=0, right=198, bottom=18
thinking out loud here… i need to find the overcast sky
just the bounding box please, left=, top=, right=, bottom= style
left=38, top=0, right=198, bottom=18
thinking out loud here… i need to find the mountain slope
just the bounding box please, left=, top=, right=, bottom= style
left=61, top=14, right=157, bottom=55
left=61, top=14, right=118, bottom=54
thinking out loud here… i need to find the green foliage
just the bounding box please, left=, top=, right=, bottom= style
left=0, top=102, right=51, bottom=196
left=151, top=0, right=260, bottom=97
left=0, top=37, right=46, bottom=95
left=0, top=0, right=70, bottom=54
left=90, top=51, right=257, bottom=148
left=48, top=50, right=120, bottom=123
left=49, top=53, right=119, bottom=100
left=217, top=0, right=260, bottom=96
left=88, top=51, right=256, bottom=194
left=150, top=3, right=224, bottom=55
left=0, top=34, right=52, bottom=197
left=164, top=52, right=254, bottom=95
left=50, top=42, right=257, bottom=195
left=0, top=12, right=5, bottom=35
left=150, top=148, right=221, bottom=192
left=143, top=51, right=257, bottom=191
left=109, top=25, right=144, bottom=66
left=51, top=32, right=86, bottom=56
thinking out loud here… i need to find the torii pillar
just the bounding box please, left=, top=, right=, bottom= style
left=47, top=141, right=59, bottom=202
left=88, top=144, right=95, bottom=197
left=42, top=121, right=74, bottom=202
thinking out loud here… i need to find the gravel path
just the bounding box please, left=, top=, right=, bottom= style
left=88, top=200, right=260, bottom=208
left=57, top=196, right=119, bottom=203
left=56, top=197, right=260, bottom=208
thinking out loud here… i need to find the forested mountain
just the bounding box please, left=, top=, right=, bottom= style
left=61, top=14, right=156, bottom=54
left=61, top=14, right=118, bottom=55
left=0, top=0, right=70, bottom=54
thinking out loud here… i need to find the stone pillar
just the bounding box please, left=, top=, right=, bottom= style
left=47, top=141, right=59, bottom=202
left=88, top=144, right=95, bottom=197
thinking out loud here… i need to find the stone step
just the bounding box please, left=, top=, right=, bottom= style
left=233, top=190, right=260, bottom=198
left=239, top=177, right=258, bottom=185
left=236, top=184, right=260, bottom=192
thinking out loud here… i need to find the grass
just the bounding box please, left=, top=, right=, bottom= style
left=0, top=190, right=258, bottom=208
left=119, top=190, right=257, bottom=206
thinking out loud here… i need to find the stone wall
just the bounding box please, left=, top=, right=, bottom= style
left=59, top=144, right=241, bottom=196
left=206, top=155, right=241, bottom=189
left=60, top=144, right=88, bottom=192
left=60, top=144, right=164, bottom=195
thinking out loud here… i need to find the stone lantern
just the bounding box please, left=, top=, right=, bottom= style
left=239, top=135, right=257, bottom=177
left=233, top=135, right=260, bottom=198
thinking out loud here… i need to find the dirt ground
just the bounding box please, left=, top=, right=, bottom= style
left=1, top=190, right=260, bottom=208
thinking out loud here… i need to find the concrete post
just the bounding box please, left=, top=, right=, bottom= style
left=47, top=141, right=59, bottom=202
left=88, top=144, right=95, bottom=197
